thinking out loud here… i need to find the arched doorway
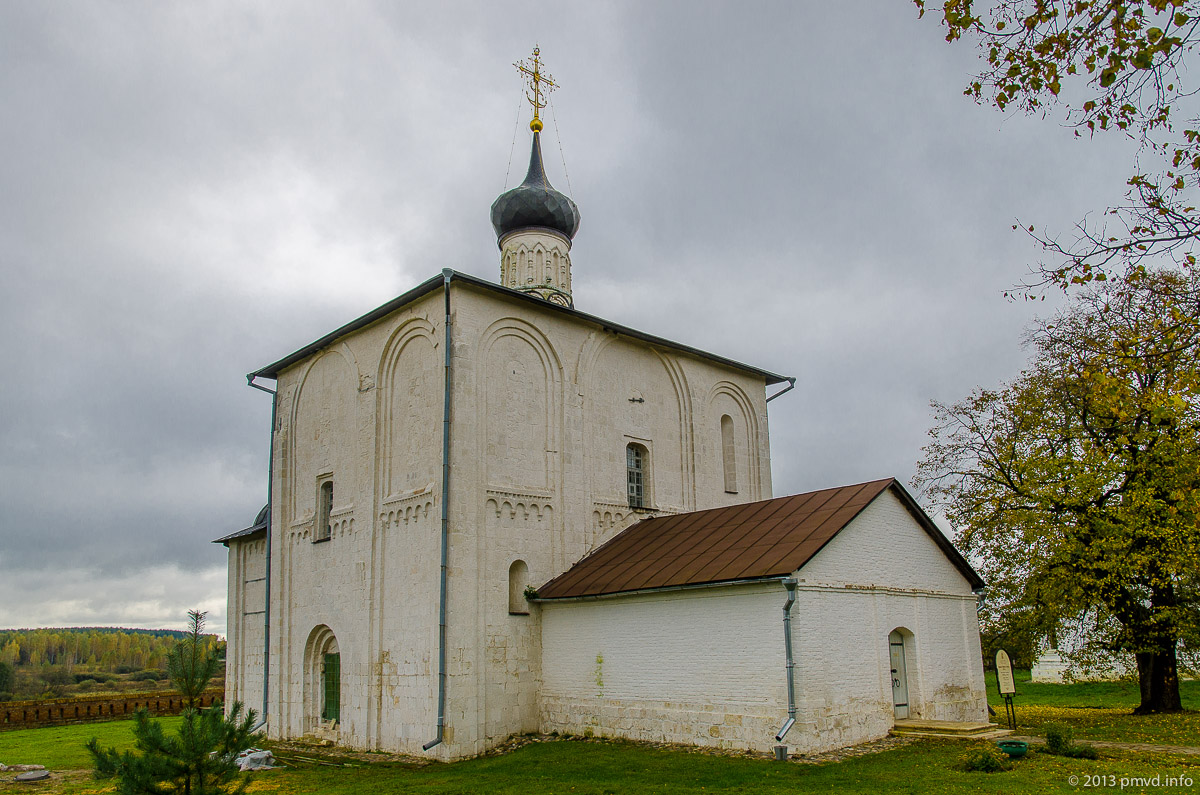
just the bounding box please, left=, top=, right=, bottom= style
left=888, top=629, right=910, bottom=719
left=304, top=625, right=341, bottom=733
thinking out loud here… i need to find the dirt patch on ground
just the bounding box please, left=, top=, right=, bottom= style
left=265, top=732, right=913, bottom=767
left=484, top=731, right=914, bottom=764
left=264, top=738, right=432, bottom=767
left=0, top=768, right=91, bottom=794
left=790, top=734, right=915, bottom=763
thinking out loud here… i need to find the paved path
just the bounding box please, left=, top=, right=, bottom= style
left=1010, top=735, right=1200, bottom=756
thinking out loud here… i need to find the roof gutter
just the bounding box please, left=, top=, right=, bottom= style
left=766, top=377, right=796, bottom=403
left=530, top=575, right=788, bottom=604
left=246, top=375, right=277, bottom=734
left=423, top=270, right=454, bottom=752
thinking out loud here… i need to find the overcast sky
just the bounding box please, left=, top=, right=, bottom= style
left=0, top=2, right=1137, bottom=636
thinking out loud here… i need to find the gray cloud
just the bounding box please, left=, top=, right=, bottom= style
left=0, top=1, right=1136, bottom=631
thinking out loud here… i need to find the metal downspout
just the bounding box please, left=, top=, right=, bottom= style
left=247, top=375, right=277, bottom=733
left=423, top=269, right=454, bottom=751
left=775, top=577, right=798, bottom=742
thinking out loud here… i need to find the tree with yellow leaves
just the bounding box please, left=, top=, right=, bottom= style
left=916, top=270, right=1200, bottom=712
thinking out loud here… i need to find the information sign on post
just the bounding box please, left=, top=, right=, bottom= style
left=995, top=649, right=1016, bottom=695
left=995, top=649, right=1017, bottom=729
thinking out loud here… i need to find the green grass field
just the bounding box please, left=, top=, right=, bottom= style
left=1, top=674, right=1197, bottom=795
left=991, top=668, right=1200, bottom=745
left=231, top=740, right=1200, bottom=795
left=995, top=667, right=1200, bottom=710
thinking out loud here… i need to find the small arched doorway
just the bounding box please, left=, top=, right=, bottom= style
left=304, top=625, right=341, bottom=732
left=888, top=629, right=910, bottom=719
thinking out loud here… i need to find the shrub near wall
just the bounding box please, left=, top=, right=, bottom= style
left=0, top=688, right=223, bottom=730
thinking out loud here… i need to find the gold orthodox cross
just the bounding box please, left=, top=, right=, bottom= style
left=514, top=46, right=557, bottom=132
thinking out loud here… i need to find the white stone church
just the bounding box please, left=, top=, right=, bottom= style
left=218, top=81, right=989, bottom=758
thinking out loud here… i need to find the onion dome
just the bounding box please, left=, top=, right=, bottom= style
left=491, top=132, right=580, bottom=242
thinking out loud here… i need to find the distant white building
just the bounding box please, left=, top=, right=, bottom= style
left=218, top=92, right=988, bottom=759
left=1031, top=627, right=1133, bottom=683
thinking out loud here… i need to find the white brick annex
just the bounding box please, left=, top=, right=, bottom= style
left=536, top=482, right=987, bottom=754
left=218, top=123, right=988, bottom=760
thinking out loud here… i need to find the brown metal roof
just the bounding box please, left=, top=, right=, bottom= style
left=536, top=479, right=984, bottom=599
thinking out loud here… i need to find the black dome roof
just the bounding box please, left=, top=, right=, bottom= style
left=491, top=132, right=580, bottom=241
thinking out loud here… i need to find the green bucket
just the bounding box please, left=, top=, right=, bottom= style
left=996, top=740, right=1029, bottom=758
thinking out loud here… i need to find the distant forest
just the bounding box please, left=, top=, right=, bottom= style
left=0, top=627, right=222, bottom=672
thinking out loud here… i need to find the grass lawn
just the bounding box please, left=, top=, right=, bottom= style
left=0, top=716, right=182, bottom=794
left=237, top=739, right=1200, bottom=795
left=992, top=669, right=1200, bottom=745
left=0, top=716, right=183, bottom=770
left=1, top=721, right=1198, bottom=795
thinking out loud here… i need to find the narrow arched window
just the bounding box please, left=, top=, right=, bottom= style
left=627, top=443, right=647, bottom=510
left=315, top=480, right=333, bottom=542
left=721, top=414, right=738, bottom=494
left=509, top=560, right=530, bottom=615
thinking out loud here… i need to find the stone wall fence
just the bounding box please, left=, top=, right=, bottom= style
left=0, top=688, right=224, bottom=731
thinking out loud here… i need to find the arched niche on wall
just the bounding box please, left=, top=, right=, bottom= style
left=478, top=319, right=563, bottom=493
left=508, top=560, right=530, bottom=615
left=376, top=319, right=440, bottom=501
left=303, top=625, right=341, bottom=729
left=707, top=382, right=761, bottom=500
left=581, top=334, right=692, bottom=510
left=290, top=348, right=359, bottom=520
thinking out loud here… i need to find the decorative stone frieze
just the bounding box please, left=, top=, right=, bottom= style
left=379, top=493, right=436, bottom=530
left=287, top=508, right=354, bottom=542
left=499, top=229, right=574, bottom=307
left=485, top=488, right=555, bottom=521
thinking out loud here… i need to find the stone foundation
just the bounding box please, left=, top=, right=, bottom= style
left=539, top=694, right=782, bottom=752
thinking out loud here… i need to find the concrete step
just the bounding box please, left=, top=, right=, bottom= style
left=889, top=719, right=1011, bottom=739
left=891, top=728, right=1014, bottom=741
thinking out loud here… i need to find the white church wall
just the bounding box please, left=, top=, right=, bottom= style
left=259, top=291, right=449, bottom=753
left=224, top=537, right=266, bottom=717
left=228, top=279, right=777, bottom=759
left=373, top=309, right=445, bottom=753
left=443, top=289, right=566, bottom=757
left=441, top=284, right=773, bottom=757
left=273, top=338, right=373, bottom=748
left=373, top=495, right=440, bottom=752
left=539, top=582, right=788, bottom=752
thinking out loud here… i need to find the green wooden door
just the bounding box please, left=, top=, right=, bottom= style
left=322, top=653, right=340, bottom=722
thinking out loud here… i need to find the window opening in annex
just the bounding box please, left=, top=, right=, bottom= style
left=508, top=560, right=530, bottom=615
left=627, top=443, right=647, bottom=510
left=315, top=479, right=333, bottom=542
left=721, top=414, right=738, bottom=494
